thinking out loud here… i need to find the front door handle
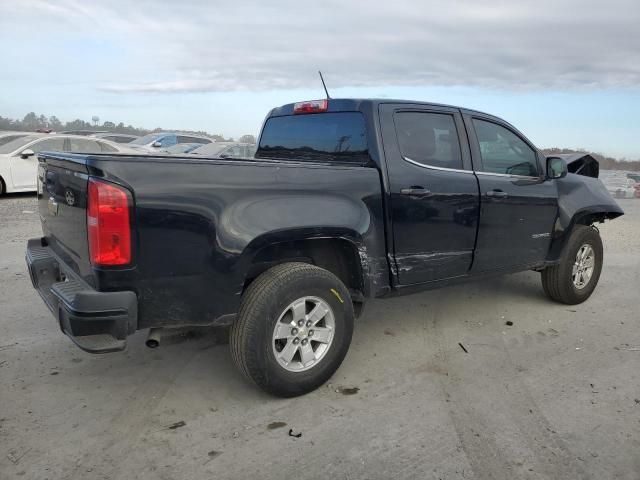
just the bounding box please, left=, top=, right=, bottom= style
left=486, top=189, right=508, bottom=198
left=400, top=187, right=431, bottom=197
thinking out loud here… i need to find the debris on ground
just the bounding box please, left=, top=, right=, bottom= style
left=288, top=429, right=302, bottom=438
left=267, top=422, right=287, bottom=430
left=458, top=342, right=468, bottom=353
left=383, top=329, right=396, bottom=337
left=335, top=386, right=359, bottom=395
left=614, top=344, right=640, bottom=351
left=165, top=420, right=186, bottom=430
left=505, top=321, right=514, bottom=326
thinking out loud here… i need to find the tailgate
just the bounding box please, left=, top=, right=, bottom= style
left=37, top=153, right=93, bottom=282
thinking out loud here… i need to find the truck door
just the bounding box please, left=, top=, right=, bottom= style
left=380, top=104, right=480, bottom=285
left=463, top=113, right=558, bottom=272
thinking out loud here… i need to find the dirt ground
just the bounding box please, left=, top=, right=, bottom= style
left=1, top=193, right=638, bottom=480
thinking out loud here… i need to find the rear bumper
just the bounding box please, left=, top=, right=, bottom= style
left=26, top=238, right=137, bottom=353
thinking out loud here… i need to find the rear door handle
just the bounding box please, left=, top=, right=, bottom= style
left=400, top=187, right=431, bottom=197
left=486, top=189, right=508, bottom=198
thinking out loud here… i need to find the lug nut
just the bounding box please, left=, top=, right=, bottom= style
left=306, top=320, right=312, bottom=327
left=293, top=338, right=300, bottom=344
left=298, top=320, right=304, bottom=327
left=301, top=339, right=308, bottom=346
left=291, top=328, right=298, bottom=335
left=308, top=330, right=314, bottom=337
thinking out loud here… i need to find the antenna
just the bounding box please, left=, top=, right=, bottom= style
left=318, top=71, right=331, bottom=99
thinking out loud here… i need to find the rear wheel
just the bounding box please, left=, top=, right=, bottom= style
left=541, top=225, right=603, bottom=304
left=0, top=177, right=5, bottom=195
left=230, top=262, right=354, bottom=397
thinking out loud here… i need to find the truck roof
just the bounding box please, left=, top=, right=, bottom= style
left=266, top=98, right=521, bottom=141
left=268, top=98, right=499, bottom=119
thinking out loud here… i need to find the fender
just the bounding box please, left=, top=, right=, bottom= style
left=546, top=173, right=623, bottom=261
left=225, top=192, right=390, bottom=298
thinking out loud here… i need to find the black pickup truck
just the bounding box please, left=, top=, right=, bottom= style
left=27, top=98, right=623, bottom=397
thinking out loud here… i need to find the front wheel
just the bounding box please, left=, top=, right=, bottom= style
left=230, top=262, right=354, bottom=397
left=541, top=225, right=603, bottom=305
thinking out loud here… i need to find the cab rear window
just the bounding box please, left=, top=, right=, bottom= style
left=256, top=112, right=368, bottom=164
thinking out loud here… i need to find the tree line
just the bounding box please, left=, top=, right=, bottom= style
left=0, top=112, right=256, bottom=144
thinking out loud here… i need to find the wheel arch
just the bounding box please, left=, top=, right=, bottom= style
left=240, top=229, right=369, bottom=315
left=546, top=207, right=620, bottom=261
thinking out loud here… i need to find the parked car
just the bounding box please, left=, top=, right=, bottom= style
left=602, top=177, right=637, bottom=198
left=60, top=130, right=110, bottom=136
left=626, top=172, right=640, bottom=183
left=0, top=135, right=135, bottom=194
left=189, top=142, right=257, bottom=158
left=90, top=133, right=140, bottom=144
left=27, top=98, right=623, bottom=397
left=161, top=143, right=203, bottom=154
left=128, top=132, right=212, bottom=152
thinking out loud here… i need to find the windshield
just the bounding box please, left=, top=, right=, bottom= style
left=0, top=135, right=41, bottom=154
left=130, top=133, right=165, bottom=145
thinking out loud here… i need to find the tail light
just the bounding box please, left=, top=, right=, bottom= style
left=87, top=178, right=132, bottom=266
left=293, top=99, right=328, bottom=114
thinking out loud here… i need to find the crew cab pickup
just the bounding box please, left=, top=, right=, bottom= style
left=27, top=98, right=623, bottom=397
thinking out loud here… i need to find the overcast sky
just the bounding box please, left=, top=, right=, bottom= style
left=1, top=0, right=639, bottom=157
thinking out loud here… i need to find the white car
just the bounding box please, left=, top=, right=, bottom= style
left=0, top=135, right=135, bottom=194
left=602, top=177, right=637, bottom=199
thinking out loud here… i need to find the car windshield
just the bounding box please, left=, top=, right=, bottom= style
left=129, top=133, right=166, bottom=145
left=0, top=135, right=41, bottom=154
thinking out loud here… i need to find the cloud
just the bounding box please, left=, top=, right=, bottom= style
left=5, top=0, right=640, bottom=93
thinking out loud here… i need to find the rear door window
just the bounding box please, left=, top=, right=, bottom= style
left=257, top=112, right=369, bottom=163
left=472, top=119, right=539, bottom=176
left=393, top=112, right=463, bottom=169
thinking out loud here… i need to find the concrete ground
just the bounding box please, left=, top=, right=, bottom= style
left=1, top=193, right=638, bottom=480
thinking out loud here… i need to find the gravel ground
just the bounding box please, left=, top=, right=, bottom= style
left=1, top=193, right=638, bottom=480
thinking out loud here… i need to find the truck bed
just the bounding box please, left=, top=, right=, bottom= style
left=35, top=152, right=389, bottom=335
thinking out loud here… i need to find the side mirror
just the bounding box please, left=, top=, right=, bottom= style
left=20, top=149, right=35, bottom=159
left=547, top=157, right=567, bottom=179
left=152, top=141, right=162, bottom=148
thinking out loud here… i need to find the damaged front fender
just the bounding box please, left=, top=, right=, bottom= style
left=546, top=172, right=624, bottom=261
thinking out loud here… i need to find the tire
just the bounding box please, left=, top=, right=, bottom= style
left=541, top=225, right=603, bottom=305
left=230, top=262, right=354, bottom=397
left=0, top=177, right=5, bottom=196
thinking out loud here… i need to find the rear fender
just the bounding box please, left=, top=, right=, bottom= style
left=238, top=227, right=387, bottom=299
